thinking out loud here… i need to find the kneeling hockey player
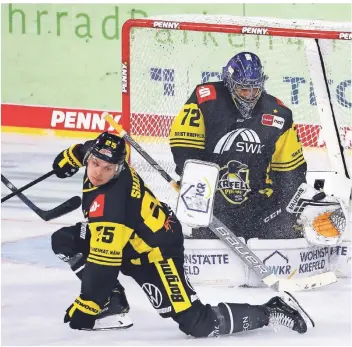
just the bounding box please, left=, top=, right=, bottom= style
left=51, top=131, right=314, bottom=337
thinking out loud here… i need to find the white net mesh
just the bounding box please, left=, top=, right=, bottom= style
left=124, top=15, right=352, bottom=208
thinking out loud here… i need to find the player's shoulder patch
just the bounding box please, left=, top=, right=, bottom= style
left=196, top=84, right=217, bottom=104
left=89, top=194, right=105, bottom=218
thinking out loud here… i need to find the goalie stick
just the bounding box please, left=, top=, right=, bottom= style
left=1, top=174, right=81, bottom=221
left=104, top=113, right=337, bottom=292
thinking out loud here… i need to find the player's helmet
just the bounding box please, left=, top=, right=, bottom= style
left=222, top=52, right=268, bottom=118
left=84, top=132, right=127, bottom=166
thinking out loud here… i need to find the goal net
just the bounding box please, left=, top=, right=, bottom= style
left=121, top=15, right=351, bottom=211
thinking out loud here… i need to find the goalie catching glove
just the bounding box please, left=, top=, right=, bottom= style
left=286, top=183, right=347, bottom=246
left=53, top=144, right=84, bottom=178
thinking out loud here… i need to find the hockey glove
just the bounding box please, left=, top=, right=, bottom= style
left=53, top=144, right=83, bottom=178
left=286, top=183, right=347, bottom=246
left=64, top=296, right=101, bottom=330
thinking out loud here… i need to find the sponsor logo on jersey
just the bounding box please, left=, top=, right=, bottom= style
left=261, top=114, right=285, bottom=129
left=196, top=85, right=217, bottom=104
left=89, top=194, right=105, bottom=217
left=155, top=259, right=191, bottom=313
left=214, top=128, right=264, bottom=154
left=142, top=283, right=163, bottom=308
left=218, top=160, right=251, bottom=204
left=122, top=62, right=128, bottom=93
left=242, top=27, right=268, bottom=35
left=153, top=21, right=180, bottom=29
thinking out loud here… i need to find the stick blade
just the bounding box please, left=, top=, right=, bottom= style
left=42, top=196, right=82, bottom=221
left=278, top=271, right=337, bottom=292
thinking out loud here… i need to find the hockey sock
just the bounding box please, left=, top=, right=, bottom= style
left=213, top=302, right=269, bottom=335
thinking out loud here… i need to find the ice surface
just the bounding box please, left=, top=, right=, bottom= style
left=1, top=133, right=351, bottom=346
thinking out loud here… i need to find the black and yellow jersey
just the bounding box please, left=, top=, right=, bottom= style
left=170, top=81, right=307, bottom=210
left=78, top=161, right=183, bottom=304
left=81, top=163, right=183, bottom=266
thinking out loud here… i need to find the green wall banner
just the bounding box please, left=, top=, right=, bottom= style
left=2, top=3, right=351, bottom=110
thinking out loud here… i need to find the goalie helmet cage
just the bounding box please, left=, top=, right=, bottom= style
left=121, top=15, right=351, bottom=209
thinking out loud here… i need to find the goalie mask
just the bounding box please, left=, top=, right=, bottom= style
left=222, top=52, right=268, bottom=119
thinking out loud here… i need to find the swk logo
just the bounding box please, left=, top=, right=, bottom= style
left=142, top=283, right=163, bottom=308
left=214, top=128, right=264, bottom=154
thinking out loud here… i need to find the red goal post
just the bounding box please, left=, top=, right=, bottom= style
left=121, top=15, right=351, bottom=208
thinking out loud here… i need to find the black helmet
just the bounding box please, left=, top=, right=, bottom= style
left=85, top=132, right=126, bottom=165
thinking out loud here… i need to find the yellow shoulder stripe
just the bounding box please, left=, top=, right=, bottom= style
left=271, top=153, right=305, bottom=168
left=272, top=157, right=306, bottom=171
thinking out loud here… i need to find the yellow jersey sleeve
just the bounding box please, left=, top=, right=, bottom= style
left=170, top=102, right=206, bottom=150
left=271, top=123, right=306, bottom=172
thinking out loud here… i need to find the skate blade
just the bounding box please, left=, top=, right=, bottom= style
left=283, top=291, right=315, bottom=329
left=93, top=313, right=133, bottom=331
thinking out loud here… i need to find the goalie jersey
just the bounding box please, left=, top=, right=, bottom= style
left=170, top=81, right=307, bottom=218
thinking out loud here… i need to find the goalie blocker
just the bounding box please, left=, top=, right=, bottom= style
left=176, top=160, right=220, bottom=227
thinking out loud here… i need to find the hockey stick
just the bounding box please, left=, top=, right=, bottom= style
left=104, top=113, right=337, bottom=292
left=1, top=174, right=81, bottom=221
left=1, top=170, right=55, bottom=203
